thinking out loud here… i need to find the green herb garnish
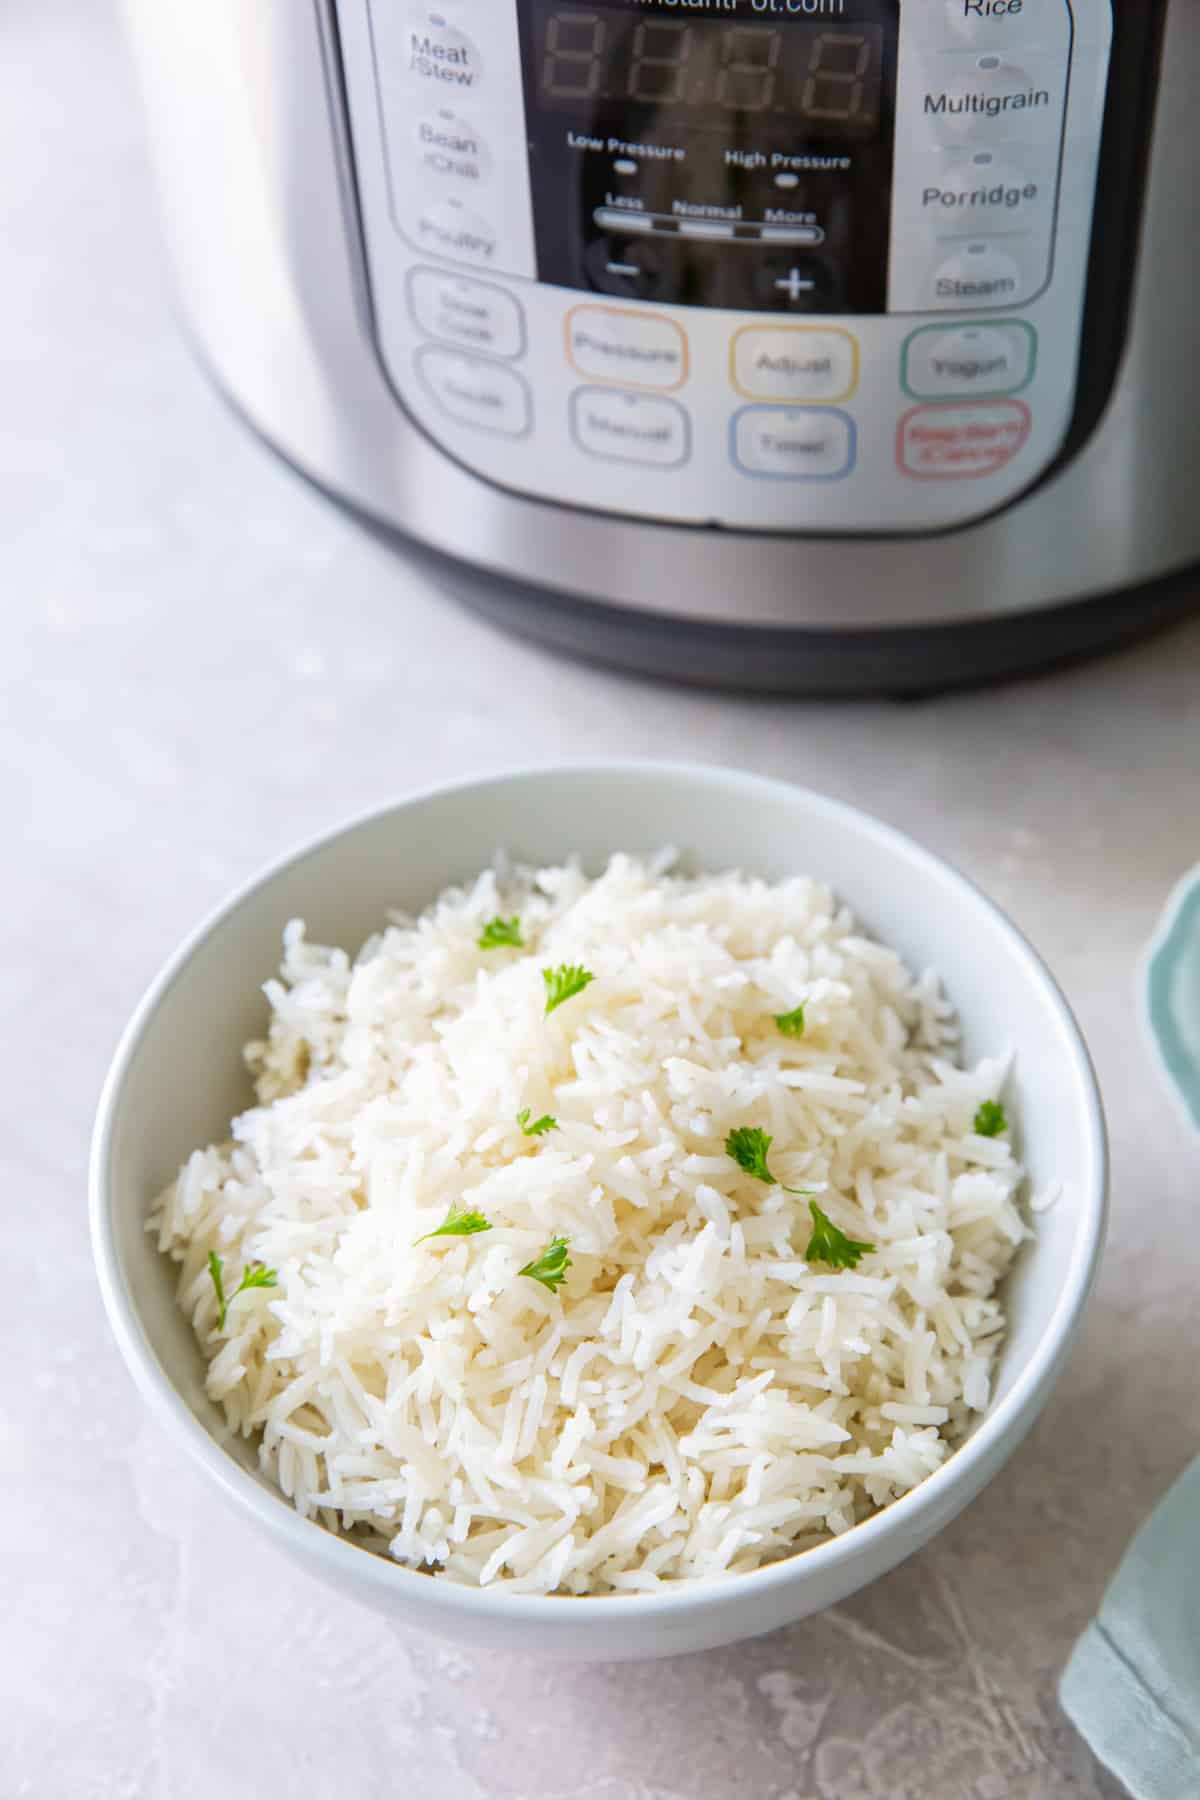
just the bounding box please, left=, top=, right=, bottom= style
left=478, top=916, right=524, bottom=950
left=725, top=1126, right=810, bottom=1195
left=804, top=1202, right=875, bottom=1271
left=207, top=1250, right=278, bottom=1332
left=774, top=1004, right=806, bottom=1038
left=207, top=1250, right=226, bottom=1326
left=517, top=1108, right=559, bottom=1137
left=414, top=1201, right=493, bottom=1246
left=519, top=1235, right=572, bottom=1293
left=973, top=1100, right=1008, bottom=1138
left=542, top=963, right=595, bottom=1016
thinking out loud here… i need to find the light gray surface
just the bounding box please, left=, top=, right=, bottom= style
left=4, top=3, right=1199, bottom=1795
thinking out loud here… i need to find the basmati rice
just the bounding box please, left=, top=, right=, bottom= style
left=154, top=853, right=1028, bottom=1594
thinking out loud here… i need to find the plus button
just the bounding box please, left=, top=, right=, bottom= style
left=775, top=267, right=817, bottom=302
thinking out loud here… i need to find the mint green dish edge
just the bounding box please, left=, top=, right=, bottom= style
left=1144, top=865, right=1200, bottom=1133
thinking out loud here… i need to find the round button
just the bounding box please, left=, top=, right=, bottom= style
left=406, top=15, right=483, bottom=96
left=923, top=153, right=1045, bottom=227
left=733, top=407, right=856, bottom=482
left=905, top=324, right=1033, bottom=397
left=585, top=235, right=678, bottom=303
left=927, top=57, right=1037, bottom=141
left=930, top=242, right=1025, bottom=308
left=942, top=0, right=1055, bottom=44
left=407, top=268, right=525, bottom=358
left=416, top=346, right=530, bottom=437
left=570, top=389, right=691, bottom=469
left=409, top=197, right=497, bottom=266
left=751, top=256, right=836, bottom=313
left=897, top=400, right=1030, bottom=480
left=413, top=110, right=492, bottom=187
left=732, top=327, right=858, bottom=403
left=929, top=325, right=1018, bottom=377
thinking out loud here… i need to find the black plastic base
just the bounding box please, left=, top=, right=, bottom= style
left=427, top=550, right=1200, bottom=697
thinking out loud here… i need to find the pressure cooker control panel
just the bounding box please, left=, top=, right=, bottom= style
left=336, top=0, right=1113, bottom=532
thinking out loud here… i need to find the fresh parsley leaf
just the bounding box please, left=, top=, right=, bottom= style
left=519, top=1236, right=572, bottom=1293
left=517, top=1108, right=559, bottom=1137
left=233, top=1263, right=278, bottom=1301
left=804, top=1201, right=875, bottom=1271
left=415, top=1201, right=493, bottom=1246
left=973, top=1100, right=1008, bottom=1138
left=774, top=1004, right=806, bottom=1038
left=207, top=1250, right=228, bottom=1330
left=543, top=963, right=595, bottom=1016
left=478, top=915, right=524, bottom=950
left=207, top=1251, right=278, bottom=1331
left=725, top=1126, right=810, bottom=1194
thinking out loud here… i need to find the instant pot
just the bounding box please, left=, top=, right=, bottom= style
left=123, top=1, right=1198, bottom=691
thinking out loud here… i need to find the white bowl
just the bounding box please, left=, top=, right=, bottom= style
left=90, top=763, right=1107, bottom=1661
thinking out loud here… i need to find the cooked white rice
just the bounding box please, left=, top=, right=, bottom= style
left=154, top=853, right=1028, bottom=1595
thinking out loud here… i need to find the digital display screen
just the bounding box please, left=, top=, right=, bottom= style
left=518, top=0, right=899, bottom=315
left=531, top=4, right=886, bottom=138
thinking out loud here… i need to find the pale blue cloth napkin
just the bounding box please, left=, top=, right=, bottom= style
left=1060, top=1459, right=1200, bottom=1798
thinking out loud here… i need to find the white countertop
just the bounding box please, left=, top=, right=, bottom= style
left=7, top=5, right=1200, bottom=1796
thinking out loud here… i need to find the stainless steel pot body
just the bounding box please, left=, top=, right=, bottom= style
left=121, top=1, right=1200, bottom=688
